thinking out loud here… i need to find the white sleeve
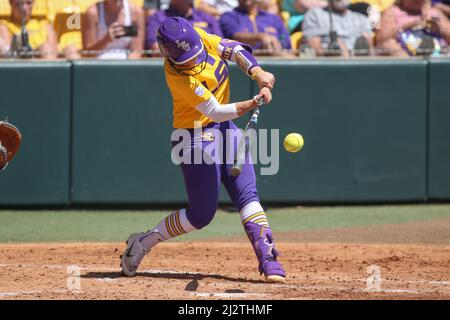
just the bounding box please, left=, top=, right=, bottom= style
left=195, top=95, right=238, bottom=122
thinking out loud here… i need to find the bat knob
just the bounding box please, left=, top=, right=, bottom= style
left=230, top=166, right=242, bottom=177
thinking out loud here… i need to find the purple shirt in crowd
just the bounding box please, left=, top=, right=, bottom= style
left=433, top=0, right=450, bottom=5
left=146, top=7, right=223, bottom=49
left=219, top=8, right=291, bottom=49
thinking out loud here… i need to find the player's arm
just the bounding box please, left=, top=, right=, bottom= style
left=216, top=38, right=275, bottom=90
left=169, top=72, right=271, bottom=123
left=196, top=87, right=272, bottom=121
left=194, top=28, right=276, bottom=89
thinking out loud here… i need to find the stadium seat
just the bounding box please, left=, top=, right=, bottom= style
left=58, top=30, right=83, bottom=51
left=0, top=2, right=10, bottom=16
left=129, top=0, right=144, bottom=7
left=47, top=0, right=77, bottom=22
left=54, top=11, right=83, bottom=50
left=32, top=0, right=49, bottom=17
left=193, top=0, right=201, bottom=8
left=290, top=31, right=302, bottom=50
left=74, top=0, right=98, bottom=12
left=73, top=0, right=144, bottom=12
left=52, top=0, right=142, bottom=52
left=280, top=10, right=290, bottom=29
left=73, top=0, right=144, bottom=11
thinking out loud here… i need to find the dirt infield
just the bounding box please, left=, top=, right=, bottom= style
left=1, top=241, right=450, bottom=300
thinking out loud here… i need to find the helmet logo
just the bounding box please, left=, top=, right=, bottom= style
left=175, top=40, right=191, bottom=52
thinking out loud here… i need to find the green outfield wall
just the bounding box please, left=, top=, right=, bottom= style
left=70, top=61, right=250, bottom=204
left=0, top=62, right=71, bottom=205
left=254, top=60, right=428, bottom=203
left=428, top=59, right=450, bottom=200
left=0, top=59, right=448, bottom=205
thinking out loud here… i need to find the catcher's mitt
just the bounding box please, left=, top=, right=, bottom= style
left=0, top=121, right=22, bottom=171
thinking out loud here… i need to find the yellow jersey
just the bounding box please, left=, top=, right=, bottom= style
left=0, top=18, right=49, bottom=50
left=165, top=28, right=231, bottom=129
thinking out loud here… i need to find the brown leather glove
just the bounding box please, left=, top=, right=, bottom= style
left=0, top=121, right=22, bottom=171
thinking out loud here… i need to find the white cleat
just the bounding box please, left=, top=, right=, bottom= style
left=120, top=233, right=148, bottom=277
left=265, top=274, right=286, bottom=283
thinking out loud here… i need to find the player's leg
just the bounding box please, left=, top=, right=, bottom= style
left=120, top=206, right=198, bottom=276
left=223, top=166, right=286, bottom=283
left=221, top=121, right=286, bottom=283
left=121, top=135, right=221, bottom=276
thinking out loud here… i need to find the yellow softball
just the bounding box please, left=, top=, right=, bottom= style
left=283, top=133, right=304, bottom=153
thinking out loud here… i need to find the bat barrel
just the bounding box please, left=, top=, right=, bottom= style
left=231, top=107, right=260, bottom=177
left=231, top=138, right=247, bottom=176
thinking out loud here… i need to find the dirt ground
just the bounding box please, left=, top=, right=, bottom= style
left=1, top=217, right=450, bottom=300
left=0, top=238, right=449, bottom=300
left=216, top=218, right=450, bottom=245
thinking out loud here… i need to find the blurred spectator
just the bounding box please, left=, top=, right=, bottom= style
left=302, top=0, right=373, bottom=56
left=144, top=0, right=170, bottom=16
left=376, top=0, right=450, bottom=56
left=196, top=0, right=239, bottom=17
left=257, top=0, right=280, bottom=14
left=146, top=0, right=223, bottom=52
left=0, top=26, right=9, bottom=53
left=283, top=0, right=328, bottom=33
left=220, top=0, right=293, bottom=56
left=434, top=0, right=450, bottom=18
left=346, top=0, right=394, bottom=33
left=0, top=0, right=58, bottom=59
left=197, top=0, right=277, bottom=17
left=82, top=0, right=145, bottom=59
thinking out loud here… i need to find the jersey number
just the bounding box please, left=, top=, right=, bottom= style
left=202, top=56, right=228, bottom=93
left=215, top=60, right=228, bottom=84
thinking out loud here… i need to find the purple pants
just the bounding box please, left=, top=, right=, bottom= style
left=172, top=120, right=260, bottom=229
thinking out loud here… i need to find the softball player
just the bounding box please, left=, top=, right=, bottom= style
left=121, top=17, right=285, bottom=283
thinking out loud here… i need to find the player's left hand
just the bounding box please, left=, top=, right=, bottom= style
left=257, top=87, right=272, bottom=105
left=252, top=67, right=275, bottom=90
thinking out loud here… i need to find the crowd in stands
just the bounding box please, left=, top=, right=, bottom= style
left=0, top=0, right=449, bottom=59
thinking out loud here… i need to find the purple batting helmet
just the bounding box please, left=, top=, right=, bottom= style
left=157, top=17, right=204, bottom=65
